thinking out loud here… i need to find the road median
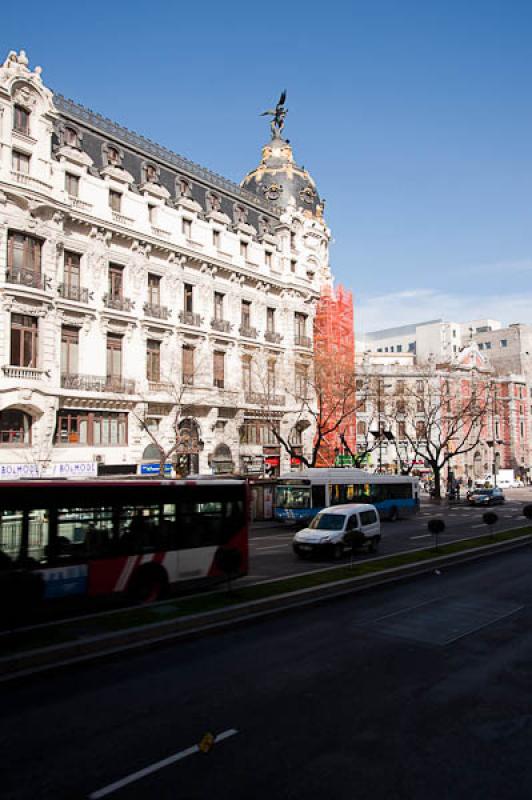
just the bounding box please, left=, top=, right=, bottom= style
left=1, top=525, right=531, bottom=681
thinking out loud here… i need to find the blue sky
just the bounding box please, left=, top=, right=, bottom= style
left=3, top=0, right=532, bottom=333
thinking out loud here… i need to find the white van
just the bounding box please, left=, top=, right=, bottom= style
left=292, top=504, right=381, bottom=560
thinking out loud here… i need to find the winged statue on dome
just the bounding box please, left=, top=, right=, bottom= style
left=261, top=90, right=288, bottom=138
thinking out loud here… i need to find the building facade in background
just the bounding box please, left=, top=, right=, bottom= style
left=0, top=50, right=333, bottom=478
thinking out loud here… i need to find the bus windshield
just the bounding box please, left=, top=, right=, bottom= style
left=275, top=485, right=311, bottom=509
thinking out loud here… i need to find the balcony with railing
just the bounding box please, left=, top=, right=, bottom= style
left=61, top=373, right=136, bottom=394
left=69, top=196, right=93, bottom=212
left=5, top=269, right=47, bottom=291
left=244, top=392, right=285, bottom=406
left=294, top=334, right=312, bottom=348
left=10, top=171, right=52, bottom=191
left=58, top=283, right=91, bottom=303
left=211, top=318, right=231, bottom=333
left=265, top=331, right=283, bottom=344
left=3, top=365, right=48, bottom=380
left=112, top=211, right=134, bottom=226
left=239, top=326, right=258, bottom=339
left=148, top=380, right=174, bottom=393
left=179, top=310, right=202, bottom=327
left=103, top=294, right=134, bottom=312
left=144, top=302, right=170, bottom=320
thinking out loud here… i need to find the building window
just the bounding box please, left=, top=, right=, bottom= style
left=266, top=307, right=275, bottom=333
left=145, top=163, right=158, bottom=183
left=415, top=421, right=426, bottom=439
left=242, top=356, right=252, bottom=393
left=178, top=177, right=190, bottom=198
left=13, top=105, right=30, bottom=135
left=295, top=365, right=308, bottom=397
left=12, top=150, right=30, bottom=174
left=290, top=259, right=296, bottom=273
left=182, top=218, right=192, bottom=238
left=478, top=343, right=484, bottom=350
left=290, top=232, right=296, bottom=251
left=213, top=351, right=225, bottom=388
left=61, top=326, right=79, bottom=377
left=265, top=250, right=272, bottom=268
left=214, top=291, right=224, bottom=321
left=11, top=314, right=38, bottom=367
left=107, top=147, right=120, bottom=166
left=184, top=283, right=193, bottom=313
left=267, top=360, right=276, bottom=395
left=408, top=342, right=416, bottom=353
left=65, top=172, right=79, bottom=198
left=397, top=345, right=402, bottom=353
left=147, top=340, right=161, bottom=382
left=7, top=231, right=42, bottom=275
left=182, top=345, right=194, bottom=385
left=485, top=341, right=492, bottom=350
left=63, top=251, right=81, bottom=298
left=147, top=273, right=161, bottom=306
left=106, top=334, right=122, bottom=380
left=241, top=300, right=251, bottom=329
left=108, top=263, right=124, bottom=300
left=500, top=339, right=508, bottom=348
left=0, top=409, right=32, bottom=445
left=240, top=241, right=248, bottom=260
left=397, top=420, right=406, bottom=439
left=213, top=229, right=220, bottom=248
left=148, top=203, right=155, bottom=223
left=109, top=190, right=121, bottom=212
left=64, top=126, right=80, bottom=148
left=356, top=420, right=367, bottom=436
left=55, top=410, right=127, bottom=446
left=294, top=312, right=307, bottom=339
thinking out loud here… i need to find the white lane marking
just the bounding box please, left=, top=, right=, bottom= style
left=255, top=544, right=290, bottom=553
left=410, top=534, right=431, bottom=540
left=472, top=524, right=486, bottom=528
left=89, top=729, right=238, bottom=799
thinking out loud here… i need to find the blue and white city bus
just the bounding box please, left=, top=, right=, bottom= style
left=274, top=468, right=420, bottom=524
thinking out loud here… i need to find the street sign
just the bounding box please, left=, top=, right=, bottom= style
left=335, top=454, right=354, bottom=467
left=139, top=463, right=172, bottom=476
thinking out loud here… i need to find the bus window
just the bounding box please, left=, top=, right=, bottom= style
left=56, top=507, right=114, bottom=560
left=28, top=509, right=49, bottom=563
left=346, top=485, right=355, bottom=501
left=311, top=485, right=326, bottom=509
left=119, top=505, right=160, bottom=553
left=275, top=486, right=311, bottom=509
left=0, top=509, right=23, bottom=565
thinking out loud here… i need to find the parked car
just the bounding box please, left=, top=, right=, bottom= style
left=467, top=487, right=505, bottom=506
left=292, top=504, right=381, bottom=560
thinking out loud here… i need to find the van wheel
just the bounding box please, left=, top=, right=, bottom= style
left=128, top=564, right=168, bottom=604
left=389, top=506, right=398, bottom=522
left=332, top=544, right=343, bottom=561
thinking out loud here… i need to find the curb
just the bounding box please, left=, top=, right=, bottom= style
left=1, top=532, right=531, bottom=682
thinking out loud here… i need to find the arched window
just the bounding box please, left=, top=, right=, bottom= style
left=0, top=409, right=32, bottom=445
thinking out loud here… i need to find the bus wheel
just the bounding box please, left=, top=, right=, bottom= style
left=389, top=506, right=399, bottom=522
left=129, top=564, right=168, bottom=604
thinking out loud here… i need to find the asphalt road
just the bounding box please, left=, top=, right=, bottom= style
left=246, top=488, right=532, bottom=582
left=4, top=544, right=532, bottom=799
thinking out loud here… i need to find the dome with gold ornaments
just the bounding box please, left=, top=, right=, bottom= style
left=241, top=133, right=322, bottom=216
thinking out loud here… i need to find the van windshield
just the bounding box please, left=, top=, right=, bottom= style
left=309, top=513, right=345, bottom=531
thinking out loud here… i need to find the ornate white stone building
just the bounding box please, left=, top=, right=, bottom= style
left=0, top=50, right=332, bottom=478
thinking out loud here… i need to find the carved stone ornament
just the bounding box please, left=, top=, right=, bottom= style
left=263, top=183, right=283, bottom=201
left=13, top=84, right=38, bottom=110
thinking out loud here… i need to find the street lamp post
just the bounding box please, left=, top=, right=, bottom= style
left=370, top=379, right=393, bottom=473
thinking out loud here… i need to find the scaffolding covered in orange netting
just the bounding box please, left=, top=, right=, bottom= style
left=313, top=284, right=356, bottom=467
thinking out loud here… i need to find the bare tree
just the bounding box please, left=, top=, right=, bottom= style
left=133, top=351, right=206, bottom=477
left=253, top=347, right=362, bottom=468
left=385, top=370, right=492, bottom=499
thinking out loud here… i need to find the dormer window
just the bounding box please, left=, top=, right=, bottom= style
left=13, top=105, right=30, bottom=136
left=234, top=205, right=247, bottom=225
left=64, top=127, right=80, bottom=148
left=209, top=193, right=221, bottom=212
left=178, top=177, right=191, bottom=198
left=145, top=163, right=158, bottom=183
left=107, top=146, right=120, bottom=166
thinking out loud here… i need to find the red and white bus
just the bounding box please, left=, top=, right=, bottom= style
left=0, top=478, right=248, bottom=614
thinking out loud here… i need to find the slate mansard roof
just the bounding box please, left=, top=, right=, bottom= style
left=52, top=93, right=281, bottom=229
